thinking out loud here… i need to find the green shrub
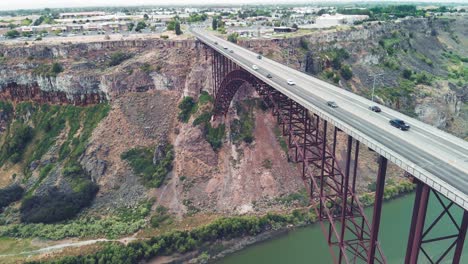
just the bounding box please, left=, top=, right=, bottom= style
left=206, top=123, right=225, bottom=151
left=198, top=91, right=213, bottom=105
left=178, top=96, right=196, bottom=123
left=135, top=21, right=147, bottom=32
left=5, top=30, right=20, bottom=39
left=0, top=101, right=13, bottom=117
left=51, top=62, right=63, bottom=74
left=33, top=62, right=64, bottom=77
left=0, top=184, right=24, bottom=210
left=175, top=21, right=182, bottom=35
left=413, top=72, right=432, bottom=85
left=383, top=58, right=400, bottom=70
left=193, top=112, right=212, bottom=126
left=121, top=144, right=174, bottom=188
left=402, top=68, right=413, bottom=79
left=0, top=124, right=33, bottom=164
left=276, top=189, right=309, bottom=206
left=300, top=37, right=309, bottom=50
left=140, top=63, right=153, bottom=73
left=340, top=65, right=353, bottom=80
left=20, top=179, right=98, bottom=223
left=227, top=32, right=239, bottom=43
left=108, top=52, right=131, bottom=66
left=230, top=102, right=255, bottom=144
left=325, top=48, right=349, bottom=70
left=150, top=206, right=171, bottom=228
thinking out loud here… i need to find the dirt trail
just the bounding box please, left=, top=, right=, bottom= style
left=0, top=236, right=138, bottom=258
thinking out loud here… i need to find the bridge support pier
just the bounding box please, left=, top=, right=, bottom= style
left=405, top=180, right=468, bottom=264
left=368, top=156, right=388, bottom=263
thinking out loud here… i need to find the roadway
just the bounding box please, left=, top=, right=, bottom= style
left=190, top=28, right=468, bottom=210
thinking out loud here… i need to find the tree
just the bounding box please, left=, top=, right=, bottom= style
left=143, top=14, right=149, bottom=20
left=175, top=21, right=182, bottom=35
left=292, top=23, right=298, bottom=29
left=5, top=30, right=20, bottom=39
left=135, top=21, right=147, bottom=32
left=51, top=62, right=63, bottom=75
left=128, top=22, right=135, bottom=31
left=340, top=65, right=353, bottom=80
left=402, top=68, right=412, bottom=79
left=227, top=33, right=239, bottom=43
left=212, top=17, right=218, bottom=30
left=318, top=9, right=328, bottom=16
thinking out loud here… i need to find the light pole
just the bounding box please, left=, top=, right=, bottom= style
left=370, top=73, right=384, bottom=102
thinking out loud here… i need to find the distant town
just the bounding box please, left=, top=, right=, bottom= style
left=0, top=4, right=467, bottom=42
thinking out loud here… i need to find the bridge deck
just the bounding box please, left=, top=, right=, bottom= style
left=191, top=28, right=468, bottom=211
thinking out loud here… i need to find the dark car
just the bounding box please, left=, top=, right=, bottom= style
left=369, top=105, right=382, bottom=112
left=266, top=73, right=272, bottom=78
left=257, top=55, right=262, bottom=59
left=390, top=119, right=410, bottom=131
left=214, top=41, right=218, bottom=45
left=327, top=101, right=338, bottom=108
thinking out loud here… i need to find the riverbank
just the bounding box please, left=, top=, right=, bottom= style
left=1, top=179, right=415, bottom=263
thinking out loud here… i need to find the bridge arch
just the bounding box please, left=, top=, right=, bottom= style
left=214, top=69, right=259, bottom=115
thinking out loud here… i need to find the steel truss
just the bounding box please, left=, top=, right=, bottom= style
left=405, top=180, right=468, bottom=264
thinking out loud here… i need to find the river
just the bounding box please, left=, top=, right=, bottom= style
left=217, top=193, right=467, bottom=263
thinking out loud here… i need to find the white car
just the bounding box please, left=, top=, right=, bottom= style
left=252, top=65, right=259, bottom=70
left=287, top=79, right=296, bottom=85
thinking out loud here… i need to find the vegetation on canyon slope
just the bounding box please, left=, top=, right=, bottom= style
left=0, top=102, right=110, bottom=223
left=121, top=144, right=174, bottom=188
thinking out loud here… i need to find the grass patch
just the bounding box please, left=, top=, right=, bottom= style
left=273, top=126, right=288, bottom=156
left=206, top=124, right=225, bottom=151
left=108, top=52, right=132, bottom=67
left=198, top=91, right=213, bottom=105
left=230, top=102, right=255, bottom=144
left=150, top=206, right=172, bottom=228
left=178, top=96, right=196, bottom=123
left=121, top=144, right=174, bottom=188
left=414, top=52, right=433, bottom=66
left=276, top=189, right=309, bottom=206
left=1, top=200, right=152, bottom=240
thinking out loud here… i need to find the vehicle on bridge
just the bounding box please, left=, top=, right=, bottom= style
left=266, top=73, right=272, bottom=78
left=252, top=65, right=259, bottom=70
left=287, top=79, right=295, bottom=85
left=327, top=101, right=338, bottom=108
left=214, top=41, right=218, bottom=45
left=257, top=55, right=262, bottom=59
left=369, top=105, right=382, bottom=112
left=390, top=119, right=410, bottom=131
left=230, top=50, right=234, bottom=53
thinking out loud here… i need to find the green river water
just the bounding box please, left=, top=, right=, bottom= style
left=217, top=193, right=467, bottom=264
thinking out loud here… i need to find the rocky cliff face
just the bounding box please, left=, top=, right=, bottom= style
left=0, top=39, right=199, bottom=104
left=240, top=17, right=467, bottom=139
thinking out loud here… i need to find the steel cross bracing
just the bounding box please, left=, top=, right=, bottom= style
left=405, top=180, right=468, bottom=264
left=211, top=60, right=386, bottom=263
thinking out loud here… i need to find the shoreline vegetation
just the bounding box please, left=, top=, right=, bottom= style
left=0, top=179, right=415, bottom=264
